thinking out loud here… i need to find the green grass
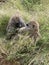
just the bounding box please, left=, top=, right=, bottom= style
left=0, top=15, right=10, bottom=37
left=0, top=0, right=49, bottom=65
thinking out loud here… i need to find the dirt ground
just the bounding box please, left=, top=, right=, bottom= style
left=0, top=58, right=20, bottom=65
left=0, top=54, right=20, bottom=65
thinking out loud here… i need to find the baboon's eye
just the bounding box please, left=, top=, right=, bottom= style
left=33, top=25, right=35, bottom=28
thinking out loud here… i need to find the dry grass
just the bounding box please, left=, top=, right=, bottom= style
left=0, top=0, right=49, bottom=65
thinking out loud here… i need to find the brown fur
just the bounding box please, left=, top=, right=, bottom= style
left=18, top=20, right=41, bottom=43
left=6, top=13, right=26, bottom=40
left=27, top=20, right=41, bottom=43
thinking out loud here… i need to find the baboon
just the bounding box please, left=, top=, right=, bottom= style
left=19, top=20, right=41, bottom=43
left=27, top=20, right=41, bottom=43
left=6, top=14, right=26, bottom=40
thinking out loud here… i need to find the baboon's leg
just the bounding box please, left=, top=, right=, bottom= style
left=33, top=33, right=40, bottom=45
left=6, top=33, right=16, bottom=40
left=10, top=34, right=20, bottom=45
left=6, top=34, right=12, bottom=40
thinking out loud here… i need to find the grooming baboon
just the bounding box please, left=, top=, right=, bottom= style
left=6, top=14, right=26, bottom=40
left=19, top=20, right=41, bottom=43
left=27, top=20, right=41, bottom=43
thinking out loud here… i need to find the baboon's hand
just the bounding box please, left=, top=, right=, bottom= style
left=18, top=27, right=26, bottom=33
left=18, top=27, right=30, bottom=34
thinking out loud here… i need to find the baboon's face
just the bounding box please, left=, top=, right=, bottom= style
left=27, top=21, right=40, bottom=37
left=27, top=21, right=39, bottom=32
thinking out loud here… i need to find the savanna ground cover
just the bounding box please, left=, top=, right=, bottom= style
left=0, top=0, right=49, bottom=65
